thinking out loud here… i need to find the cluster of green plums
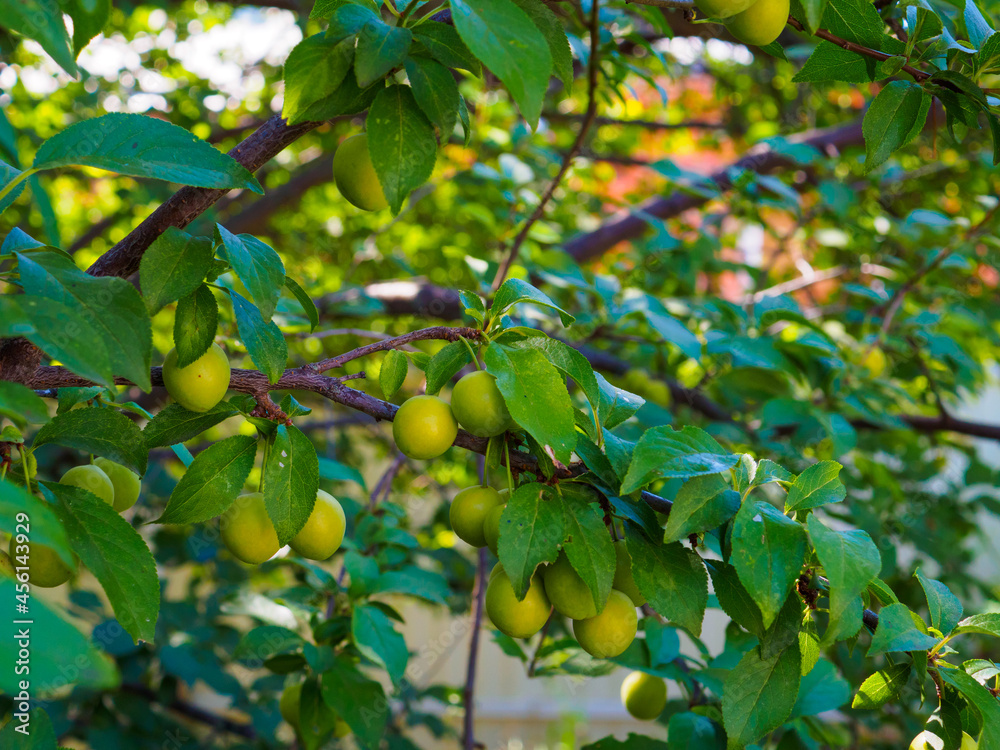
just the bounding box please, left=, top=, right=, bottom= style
left=696, top=0, right=790, bottom=46
left=162, top=342, right=347, bottom=566
left=7, top=455, right=141, bottom=588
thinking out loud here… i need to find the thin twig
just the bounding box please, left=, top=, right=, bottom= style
left=462, top=547, right=488, bottom=750
left=369, top=451, right=406, bottom=509
left=311, top=326, right=481, bottom=373
left=490, top=0, right=603, bottom=291
left=527, top=609, right=556, bottom=677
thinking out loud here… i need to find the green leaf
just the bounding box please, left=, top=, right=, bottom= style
left=663, top=474, right=741, bottom=544
left=44, top=481, right=159, bottom=643
left=424, top=339, right=472, bottom=394
left=490, top=278, right=574, bottom=326
left=63, top=0, right=111, bottom=54
left=405, top=56, right=461, bottom=137
left=852, top=663, right=911, bottom=709
left=311, top=0, right=380, bottom=18
left=866, top=603, right=940, bottom=656
left=33, top=113, right=262, bottom=192
left=0, top=0, right=78, bottom=76
left=915, top=570, right=964, bottom=635
left=321, top=656, right=390, bottom=747
left=300, top=676, right=343, bottom=750
left=938, top=668, right=1000, bottom=749
left=450, top=0, right=552, bottom=127
left=965, top=0, right=995, bottom=49
left=355, top=19, right=412, bottom=88
left=0, top=479, right=73, bottom=567
left=372, top=567, right=451, bottom=603
left=413, top=21, right=482, bottom=74
left=510, top=336, right=601, bottom=424
left=139, top=227, right=213, bottom=314
left=0, top=707, right=58, bottom=749
left=821, top=0, right=893, bottom=46
left=297, top=69, right=382, bottom=122
left=560, top=489, right=616, bottom=614
left=284, top=276, right=319, bottom=332
left=496, top=482, right=565, bottom=599
left=318, top=456, right=367, bottom=489
left=0, top=380, right=49, bottom=426
left=262, top=424, right=319, bottom=546
left=34, top=407, right=148, bottom=475
left=807, top=515, right=881, bottom=643
left=731, top=500, right=808, bottom=628
left=785, top=460, right=845, bottom=511
left=485, top=343, right=577, bottom=465
left=216, top=225, right=286, bottom=322
left=620, top=425, right=739, bottom=495
left=173, top=284, right=219, bottom=367
left=509, top=0, right=573, bottom=90
left=667, top=713, right=723, bottom=748
left=0, top=578, right=117, bottom=694
left=351, top=604, right=408, bottom=685
left=626, top=525, right=708, bottom=635
left=17, top=250, right=152, bottom=390
left=155, top=435, right=257, bottom=524
left=707, top=560, right=765, bottom=638
left=229, top=290, right=288, bottom=384
left=595, top=372, right=645, bottom=429
left=282, top=32, right=355, bottom=125
left=798, top=0, right=829, bottom=33
left=953, top=613, right=1000, bottom=637
left=233, top=625, right=304, bottom=661
left=721, top=642, right=801, bottom=749
left=367, top=84, right=438, bottom=214
left=862, top=81, right=929, bottom=173
left=790, top=658, right=849, bottom=719
left=0, top=160, right=26, bottom=213
left=379, top=349, right=408, bottom=399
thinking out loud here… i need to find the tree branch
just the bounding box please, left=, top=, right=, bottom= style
left=87, top=115, right=321, bottom=279
left=562, top=119, right=866, bottom=263
left=119, top=682, right=255, bottom=739
left=462, top=547, right=487, bottom=750
left=310, top=326, right=482, bottom=373
left=491, top=0, right=603, bottom=291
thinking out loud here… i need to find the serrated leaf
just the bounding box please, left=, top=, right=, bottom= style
left=791, top=658, right=849, bottom=719
left=0, top=380, right=49, bottom=426
left=424, top=340, right=472, bottom=394
left=355, top=19, right=412, bottom=88
left=139, top=227, right=213, bottom=314
left=510, top=336, right=601, bottom=426
left=721, top=642, right=801, bottom=749
left=626, top=525, right=708, bottom=635
left=866, top=603, right=939, bottom=656
left=174, top=284, right=219, bottom=367
left=916, top=569, right=963, bottom=635
left=953, top=613, right=1000, bottom=637
left=862, top=81, right=928, bottom=173
left=450, top=0, right=551, bottom=127
left=595, top=372, right=645, bottom=429
left=64, top=0, right=111, bottom=53
left=490, top=278, right=574, bottom=326
left=156, top=435, right=257, bottom=524
left=284, top=276, right=319, bottom=332
left=785, top=460, right=845, bottom=511
left=0, top=479, right=73, bottom=567
left=413, top=21, right=482, bottom=74
left=509, top=0, right=573, bottom=90
left=496, top=482, right=565, bottom=599
left=44, top=482, right=159, bottom=642
left=379, top=349, right=408, bottom=399
left=297, top=69, right=382, bottom=122
left=798, top=0, right=829, bottom=33
left=793, top=41, right=879, bottom=83
left=216, top=225, right=285, bottom=322
left=405, top=56, right=461, bottom=137
left=0, top=579, right=117, bottom=694
left=663, top=474, right=741, bottom=544
left=352, top=604, right=408, bottom=685
left=560, top=489, right=616, bottom=614
left=34, top=113, right=261, bottom=192
left=485, top=342, right=577, bottom=465
left=367, top=84, right=437, bottom=215
left=852, top=663, right=911, bottom=709
left=17, top=250, right=152, bottom=390
left=0, top=0, right=77, bottom=76
left=731, top=500, right=808, bottom=628
left=808, top=516, right=881, bottom=644
left=938, top=668, right=1000, bottom=749
left=321, top=656, right=389, bottom=746
left=620, top=425, right=739, bottom=495
left=262, top=424, right=319, bottom=545
left=708, top=560, right=765, bottom=638
left=34, top=407, right=147, bottom=475
left=229, top=289, right=288, bottom=384
left=282, top=32, right=355, bottom=125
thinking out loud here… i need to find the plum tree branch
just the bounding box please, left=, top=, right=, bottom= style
left=310, top=326, right=483, bottom=373
left=490, top=0, right=603, bottom=291
left=462, top=547, right=487, bottom=750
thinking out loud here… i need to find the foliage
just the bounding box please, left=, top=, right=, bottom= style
left=2, top=0, right=1000, bottom=748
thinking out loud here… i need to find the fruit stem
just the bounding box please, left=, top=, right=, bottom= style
left=259, top=436, right=271, bottom=493
left=503, top=439, right=514, bottom=494
left=482, top=438, right=492, bottom=488
left=458, top=336, right=482, bottom=371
